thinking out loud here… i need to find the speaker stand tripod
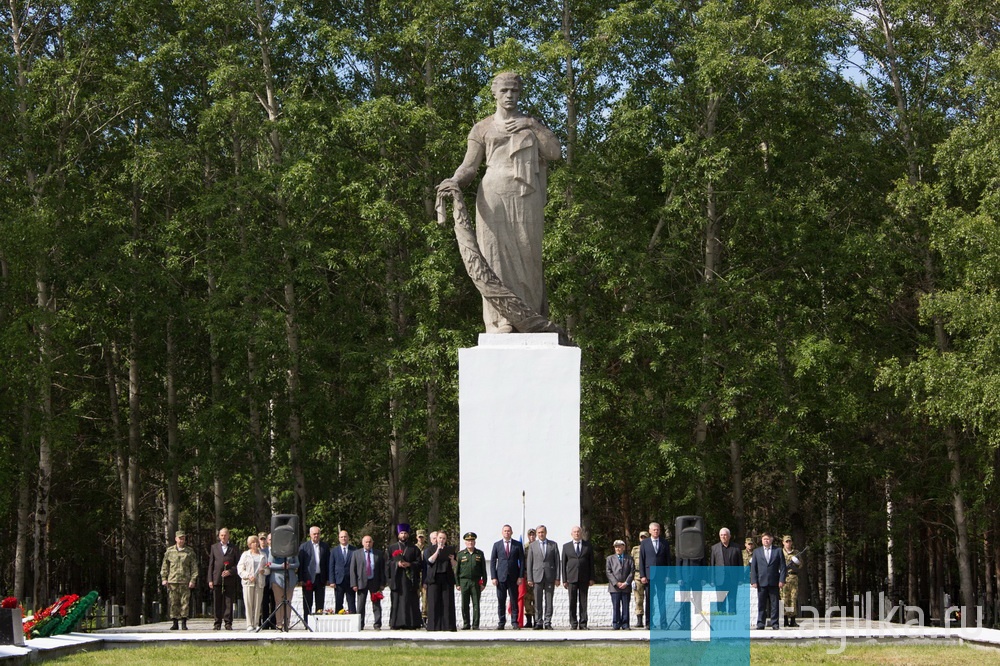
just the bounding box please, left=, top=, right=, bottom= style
left=257, top=568, right=312, bottom=633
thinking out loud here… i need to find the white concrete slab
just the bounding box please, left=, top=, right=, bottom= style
left=459, top=333, right=582, bottom=546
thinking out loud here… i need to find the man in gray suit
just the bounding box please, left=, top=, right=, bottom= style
left=606, top=539, right=634, bottom=629
left=350, top=535, right=387, bottom=630
left=525, top=524, right=560, bottom=630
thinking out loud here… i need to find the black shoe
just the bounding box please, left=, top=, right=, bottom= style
left=462, top=625, right=471, bottom=630
left=570, top=624, right=578, bottom=630
left=180, top=619, right=188, bottom=630
left=580, top=625, right=588, bottom=630
left=789, top=618, right=798, bottom=627
left=511, top=623, right=520, bottom=630
left=756, top=624, right=765, bottom=630
left=771, top=625, right=780, bottom=630
left=637, top=615, right=643, bottom=627
left=496, top=623, right=504, bottom=630
left=534, top=625, right=544, bottom=630
left=213, top=625, right=221, bottom=631
left=170, top=619, right=179, bottom=631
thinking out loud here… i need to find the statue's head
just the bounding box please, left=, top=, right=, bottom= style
left=491, top=71, right=523, bottom=97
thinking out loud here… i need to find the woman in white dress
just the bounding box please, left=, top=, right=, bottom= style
left=237, top=535, right=267, bottom=630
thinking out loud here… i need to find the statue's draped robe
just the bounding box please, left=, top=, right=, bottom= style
left=469, top=116, right=549, bottom=332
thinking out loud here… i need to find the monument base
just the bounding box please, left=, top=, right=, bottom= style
left=459, top=333, right=581, bottom=549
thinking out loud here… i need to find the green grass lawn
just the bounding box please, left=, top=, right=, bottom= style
left=44, top=642, right=998, bottom=665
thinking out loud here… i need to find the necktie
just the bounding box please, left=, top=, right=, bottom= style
left=653, top=540, right=658, bottom=554
left=575, top=542, right=580, bottom=556
left=619, top=554, right=623, bottom=563
left=766, top=548, right=771, bottom=563
left=366, top=551, right=372, bottom=577
left=505, top=542, right=510, bottom=557
left=541, top=541, right=546, bottom=557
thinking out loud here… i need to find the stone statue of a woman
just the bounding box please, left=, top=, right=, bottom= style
left=437, top=72, right=562, bottom=334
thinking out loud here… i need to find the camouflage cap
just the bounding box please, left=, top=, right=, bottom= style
left=639, top=531, right=650, bottom=539
left=416, top=529, right=426, bottom=537
left=175, top=531, right=186, bottom=538
left=745, top=537, right=754, bottom=545
left=782, top=535, right=793, bottom=542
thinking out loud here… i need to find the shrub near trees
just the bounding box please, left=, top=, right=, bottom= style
left=0, top=0, right=997, bottom=626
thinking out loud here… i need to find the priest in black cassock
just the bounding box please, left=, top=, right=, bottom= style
left=423, top=530, right=458, bottom=631
left=387, top=523, right=423, bottom=629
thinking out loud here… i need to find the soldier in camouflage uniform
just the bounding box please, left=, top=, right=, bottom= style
left=521, top=528, right=536, bottom=627
left=743, top=537, right=754, bottom=567
left=781, top=535, right=802, bottom=627
left=160, top=531, right=198, bottom=630
left=456, top=532, right=487, bottom=630
left=631, top=530, right=648, bottom=628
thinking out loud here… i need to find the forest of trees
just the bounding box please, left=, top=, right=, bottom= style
left=1, top=0, right=998, bottom=627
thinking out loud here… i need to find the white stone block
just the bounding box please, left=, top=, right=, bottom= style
left=459, top=334, right=581, bottom=546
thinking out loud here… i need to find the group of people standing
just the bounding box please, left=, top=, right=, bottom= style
left=159, top=520, right=803, bottom=632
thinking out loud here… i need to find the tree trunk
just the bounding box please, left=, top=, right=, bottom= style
left=124, top=313, right=142, bottom=626
left=825, top=467, right=838, bottom=611
left=15, top=402, right=32, bottom=601
left=32, top=275, right=53, bottom=608
left=729, top=438, right=745, bottom=539
left=255, top=0, right=306, bottom=523
left=425, top=380, right=441, bottom=528
left=165, top=319, right=180, bottom=541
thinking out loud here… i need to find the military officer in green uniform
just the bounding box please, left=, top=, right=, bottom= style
left=160, top=531, right=198, bottom=630
left=456, top=531, right=487, bottom=630
left=781, top=535, right=802, bottom=627
left=631, top=530, right=648, bottom=627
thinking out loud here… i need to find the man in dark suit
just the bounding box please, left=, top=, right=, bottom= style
left=639, top=521, right=671, bottom=628
left=710, top=527, right=744, bottom=614
left=490, top=524, right=525, bottom=630
left=298, top=525, right=331, bottom=627
left=207, top=527, right=241, bottom=630
left=350, top=534, right=386, bottom=630
left=750, top=532, right=786, bottom=629
left=561, top=525, right=595, bottom=629
left=329, top=529, right=357, bottom=614
left=525, top=524, right=560, bottom=630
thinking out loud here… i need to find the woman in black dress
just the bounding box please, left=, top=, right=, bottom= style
left=423, top=531, right=458, bottom=631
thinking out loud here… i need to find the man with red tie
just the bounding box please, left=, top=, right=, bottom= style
left=490, top=524, right=525, bottom=630
left=350, top=535, right=386, bottom=630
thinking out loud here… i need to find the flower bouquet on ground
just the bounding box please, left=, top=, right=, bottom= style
left=370, top=591, right=383, bottom=603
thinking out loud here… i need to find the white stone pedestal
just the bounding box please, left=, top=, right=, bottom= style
left=459, top=333, right=581, bottom=550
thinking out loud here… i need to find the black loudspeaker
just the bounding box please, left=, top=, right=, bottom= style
left=675, top=515, right=705, bottom=560
left=270, top=514, right=300, bottom=558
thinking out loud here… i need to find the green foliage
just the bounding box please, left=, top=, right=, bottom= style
left=0, top=0, right=997, bottom=615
